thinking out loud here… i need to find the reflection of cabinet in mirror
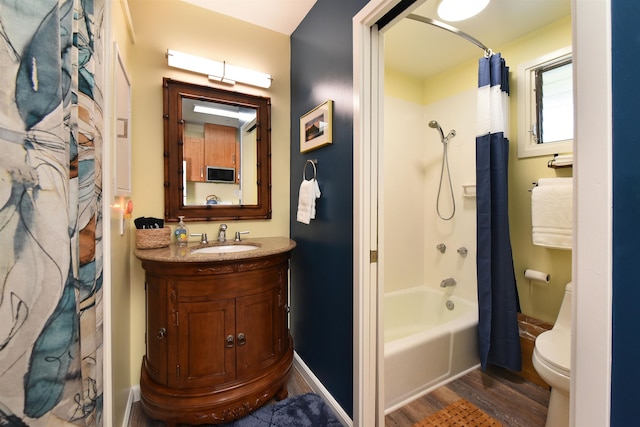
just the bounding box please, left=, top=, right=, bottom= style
left=204, top=124, right=239, bottom=173
left=184, top=124, right=239, bottom=183
left=183, top=136, right=204, bottom=182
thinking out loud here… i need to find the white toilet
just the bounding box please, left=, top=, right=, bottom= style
left=532, top=282, right=572, bottom=427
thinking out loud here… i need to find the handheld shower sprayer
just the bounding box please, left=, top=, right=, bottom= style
left=429, top=119, right=457, bottom=220
left=428, top=120, right=456, bottom=144
left=428, top=120, right=445, bottom=141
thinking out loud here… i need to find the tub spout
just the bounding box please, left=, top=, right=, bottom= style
left=440, top=278, right=457, bottom=288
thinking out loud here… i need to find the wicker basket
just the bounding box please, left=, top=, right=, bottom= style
left=136, top=228, right=171, bottom=249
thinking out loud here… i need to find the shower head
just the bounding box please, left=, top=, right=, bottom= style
left=429, top=120, right=446, bottom=141
left=429, top=120, right=448, bottom=144
left=429, top=120, right=456, bottom=143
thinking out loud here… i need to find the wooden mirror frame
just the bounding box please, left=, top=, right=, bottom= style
left=163, top=78, right=272, bottom=222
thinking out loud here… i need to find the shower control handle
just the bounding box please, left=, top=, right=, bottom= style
left=436, top=243, right=446, bottom=253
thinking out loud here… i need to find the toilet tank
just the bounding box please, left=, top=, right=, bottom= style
left=553, top=282, right=572, bottom=331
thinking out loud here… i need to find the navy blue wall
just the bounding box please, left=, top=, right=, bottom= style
left=611, top=0, right=640, bottom=425
left=290, top=0, right=369, bottom=417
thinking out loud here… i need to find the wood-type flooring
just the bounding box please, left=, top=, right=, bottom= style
left=385, top=366, right=551, bottom=427
left=128, top=364, right=549, bottom=426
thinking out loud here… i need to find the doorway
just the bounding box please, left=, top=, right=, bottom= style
left=352, top=1, right=613, bottom=426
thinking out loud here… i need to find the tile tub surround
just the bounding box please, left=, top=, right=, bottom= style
left=135, top=236, right=296, bottom=263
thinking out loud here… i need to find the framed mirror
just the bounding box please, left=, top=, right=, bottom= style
left=163, top=78, right=271, bottom=221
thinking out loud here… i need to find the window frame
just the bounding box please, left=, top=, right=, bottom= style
left=517, top=46, right=573, bottom=158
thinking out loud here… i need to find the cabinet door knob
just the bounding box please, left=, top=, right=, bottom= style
left=157, top=328, right=166, bottom=339
left=237, top=332, right=246, bottom=346
left=225, top=335, right=235, bottom=348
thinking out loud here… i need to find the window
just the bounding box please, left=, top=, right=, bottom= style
left=518, top=47, right=573, bottom=158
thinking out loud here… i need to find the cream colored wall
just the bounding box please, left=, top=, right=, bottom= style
left=110, top=1, right=135, bottom=425
left=384, top=16, right=572, bottom=323
left=382, top=83, right=478, bottom=303
left=382, top=91, right=427, bottom=293
left=126, top=0, right=291, bottom=385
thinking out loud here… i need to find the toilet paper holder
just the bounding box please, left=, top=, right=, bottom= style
left=524, top=269, right=550, bottom=283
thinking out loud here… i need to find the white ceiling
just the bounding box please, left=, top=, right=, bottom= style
left=179, top=0, right=318, bottom=35
left=384, top=0, right=571, bottom=79
left=182, top=0, right=571, bottom=79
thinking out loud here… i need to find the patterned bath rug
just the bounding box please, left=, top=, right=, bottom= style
left=412, top=399, right=503, bottom=427
left=217, top=392, right=342, bottom=427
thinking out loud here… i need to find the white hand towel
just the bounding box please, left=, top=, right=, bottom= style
left=531, top=177, right=573, bottom=249
left=297, top=178, right=321, bottom=224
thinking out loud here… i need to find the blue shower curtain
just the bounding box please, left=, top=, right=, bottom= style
left=476, top=53, right=521, bottom=371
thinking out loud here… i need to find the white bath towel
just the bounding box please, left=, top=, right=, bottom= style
left=531, top=177, right=573, bottom=250
left=296, top=178, right=321, bottom=224
left=551, top=154, right=573, bottom=167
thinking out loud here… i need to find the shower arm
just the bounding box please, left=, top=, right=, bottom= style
left=406, top=14, right=493, bottom=57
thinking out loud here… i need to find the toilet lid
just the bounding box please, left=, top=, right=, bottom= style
left=535, top=330, right=571, bottom=376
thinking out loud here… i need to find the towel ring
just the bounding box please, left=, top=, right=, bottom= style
left=303, top=159, right=317, bottom=180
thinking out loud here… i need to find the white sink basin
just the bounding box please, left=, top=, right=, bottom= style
left=191, top=245, right=258, bottom=254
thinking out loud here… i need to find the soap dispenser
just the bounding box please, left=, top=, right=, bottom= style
left=174, top=216, right=189, bottom=246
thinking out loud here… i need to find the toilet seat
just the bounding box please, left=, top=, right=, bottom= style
left=534, top=330, right=571, bottom=377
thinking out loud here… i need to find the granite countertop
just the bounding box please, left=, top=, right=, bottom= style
left=135, top=236, right=296, bottom=263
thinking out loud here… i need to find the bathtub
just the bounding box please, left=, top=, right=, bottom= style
left=384, top=286, right=480, bottom=413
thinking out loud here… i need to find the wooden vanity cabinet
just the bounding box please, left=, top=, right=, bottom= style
left=139, top=252, right=293, bottom=426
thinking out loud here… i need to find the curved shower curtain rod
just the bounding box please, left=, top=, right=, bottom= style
left=407, top=14, right=493, bottom=57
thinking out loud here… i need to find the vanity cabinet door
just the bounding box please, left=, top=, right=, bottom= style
left=144, top=278, right=168, bottom=386
left=235, top=287, right=281, bottom=378
left=174, top=298, right=235, bottom=389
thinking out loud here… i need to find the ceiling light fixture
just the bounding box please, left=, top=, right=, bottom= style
left=437, top=0, right=490, bottom=22
left=193, top=105, right=255, bottom=122
left=167, top=49, right=272, bottom=89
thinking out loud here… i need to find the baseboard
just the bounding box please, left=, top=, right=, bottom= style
left=293, top=351, right=353, bottom=427
left=122, top=385, right=139, bottom=427
left=125, top=359, right=350, bottom=427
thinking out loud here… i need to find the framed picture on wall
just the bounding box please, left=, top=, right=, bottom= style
left=300, top=100, right=333, bottom=153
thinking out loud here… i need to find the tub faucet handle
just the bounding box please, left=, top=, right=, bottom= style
left=436, top=243, right=446, bottom=253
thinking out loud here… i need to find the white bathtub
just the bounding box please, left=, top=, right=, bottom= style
left=384, top=286, right=480, bottom=413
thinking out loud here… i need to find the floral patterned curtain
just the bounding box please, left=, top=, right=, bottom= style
left=0, top=0, right=104, bottom=425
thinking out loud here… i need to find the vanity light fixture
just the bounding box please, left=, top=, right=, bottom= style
left=437, top=0, right=490, bottom=22
left=166, top=49, right=272, bottom=89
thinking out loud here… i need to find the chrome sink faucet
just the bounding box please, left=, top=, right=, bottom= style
left=217, top=224, right=227, bottom=242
